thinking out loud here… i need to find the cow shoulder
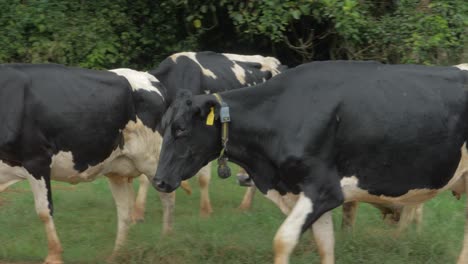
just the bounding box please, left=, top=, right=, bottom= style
left=0, top=65, right=27, bottom=156
left=109, top=68, right=166, bottom=130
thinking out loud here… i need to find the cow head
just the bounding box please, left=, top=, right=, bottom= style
left=153, top=91, right=222, bottom=192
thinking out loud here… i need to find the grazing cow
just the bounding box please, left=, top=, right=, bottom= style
left=130, top=51, right=285, bottom=222
left=153, top=61, right=468, bottom=264
left=0, top=64, right=166, bottom=263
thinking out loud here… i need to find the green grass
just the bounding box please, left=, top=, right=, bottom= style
left=0, top=164, right=466, bottom=264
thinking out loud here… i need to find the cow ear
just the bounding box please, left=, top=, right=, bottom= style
left=195, top=97, right=219, bottom=124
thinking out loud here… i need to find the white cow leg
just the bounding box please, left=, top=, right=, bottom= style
left=273, top=193, right=313, bottom=264
left=397, top=205, right=416, bottom=234
left=457, top=175, right=468, bottom=264
left=341, top=201, right=358, bottom=230
left=312, top=211, right=335, bottom=264
left=107, top=176, right=133, bottom=254
left=27, top=175, right=63, bottom=264
left=264, top=190, right=296, bottom=216
left=180, top=180, right=193, bottom=195
left=198, top=164, right=213, bottom=217
left=238, top=186, right=257, bottom=211
left=159, top=191, right=175, bottom=234
left=397, top=204, right=424, bottom=233
left=414, top=204, right=424, bottom=233
left=132, top=175, right=149, bottom=222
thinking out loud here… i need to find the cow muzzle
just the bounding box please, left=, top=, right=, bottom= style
left=152, top=178, right=178, bottom=193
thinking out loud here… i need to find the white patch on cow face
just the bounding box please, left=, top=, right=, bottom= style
left=222, top=53, right=282, bottom=76
left=47, top=117, right=161, bottom=184
left=170, top=52, right=217, bottom=79
left=230, top=62, right=246, bottom=85
left=109, top=68, right=164, bottom=100
left=0, top=161, right=28, bottom=192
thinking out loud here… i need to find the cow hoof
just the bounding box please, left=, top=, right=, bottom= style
left=238, top=202, right=252, bottom=211
left=132, top=218, right=145, bottom=224
left=237, top=173, right=253, bottom=187
left=162, top=228, right=173, bottom=236
left=106, top=254, right=117, bottom=263
left=132, top=213, right=145, bottom=223
left=200, top=208, right=213, bottom=218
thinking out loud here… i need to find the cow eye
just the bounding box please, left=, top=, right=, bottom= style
left=174, top=127, right=186, bottom=138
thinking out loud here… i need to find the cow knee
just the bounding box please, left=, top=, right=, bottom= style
left=198, top=174, right=210, bottom=189
left=198, top=168, right=211, bottom=189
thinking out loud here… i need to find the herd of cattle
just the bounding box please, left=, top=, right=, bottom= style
left=0, top=51, right=467, bottom=264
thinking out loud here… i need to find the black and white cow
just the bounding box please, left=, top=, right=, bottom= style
left=0, top=64, right=166, bottom=263
left=153, top=61, right=468, bottom=264
left=130, top=51, right=285, bottom=223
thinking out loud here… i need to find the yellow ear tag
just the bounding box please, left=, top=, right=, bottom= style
left=206, top=107, right=215, bottom=126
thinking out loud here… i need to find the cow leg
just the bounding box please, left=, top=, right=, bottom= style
left=397, top=205, right=414, bottom=233
left=27, top=173, right=63, bottom=264
left=132, top=175, right=149, bottom=222
left=341, top=201, right=358, bottom=230
left=198, top=164, right=212, bottom=217
left=159, top=191, right=175, bottom=234
left=107, top=176, right=134, bottom=254
left=264, top=190, right=298, bottom=215
left=457, top=175, right=468, bottom=264
left=274, top=193, right=313, bottom=264
left=273, top=188, right=341, bottom=264
left=180, top=180, right=193, bottom=195
left=414, top=204, right=424, bottom=232
left=312, top=211, right=335, bottom=264
left=238, top=186, right=257, bottom=211
left=397, top=204, right=421, bottom=233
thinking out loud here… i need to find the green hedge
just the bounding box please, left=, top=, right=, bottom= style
left=0, top=0, right=466, bottom=68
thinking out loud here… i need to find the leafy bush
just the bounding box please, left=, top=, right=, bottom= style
left=0, top=0, right=466, bottom=68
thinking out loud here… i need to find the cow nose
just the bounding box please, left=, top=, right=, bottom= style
left=153, top=179, right=169, bottom=192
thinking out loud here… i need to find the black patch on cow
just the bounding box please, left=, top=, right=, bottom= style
left=0, top=63, right=141, bottom=173
left=149, top=51, right=284, bottom=106
left=132, top=89, right=166, bottom=130
left=0, top=65, right=26, bottom=162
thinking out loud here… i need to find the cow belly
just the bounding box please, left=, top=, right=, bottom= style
left=341, top=176, right=439, bottom=206
left=0, top=161, right=28, bottom=191
left=50, top=150, right=140, bottom=184
left=342, top=143, right=468, bottom=205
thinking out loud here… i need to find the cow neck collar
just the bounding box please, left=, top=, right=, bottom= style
left=213, top=93, right=231, bottom=179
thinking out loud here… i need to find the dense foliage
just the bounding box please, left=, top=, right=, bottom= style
left=0, top=0, right=466, bottom=68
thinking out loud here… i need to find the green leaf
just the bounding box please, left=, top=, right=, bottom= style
left=291, top=9, right=301, bottom=19
left=193, top=19, right=202, bottom=28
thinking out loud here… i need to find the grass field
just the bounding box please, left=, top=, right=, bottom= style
left=0, top=165, right=466, bottom=264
